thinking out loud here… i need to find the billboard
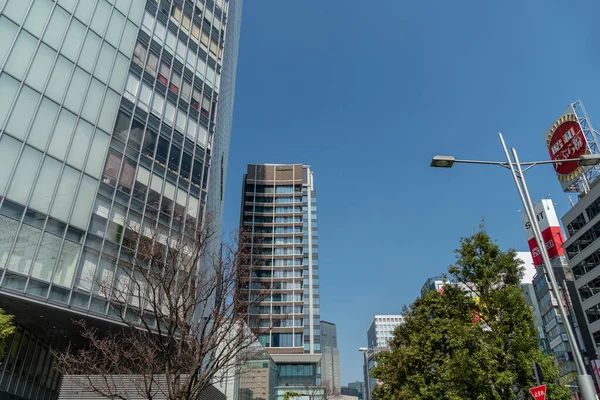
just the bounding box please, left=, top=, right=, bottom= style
left=546, top=105, right=591, bottom=192
left=521, top=199, right=566, bottom=266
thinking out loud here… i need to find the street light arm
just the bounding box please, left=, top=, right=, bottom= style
left=453, top=157, right=585, bottom=167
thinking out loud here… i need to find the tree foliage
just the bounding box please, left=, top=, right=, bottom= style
left=372, top=228, right=571, bottom=400
left=0, top=308, right=14, bottom=361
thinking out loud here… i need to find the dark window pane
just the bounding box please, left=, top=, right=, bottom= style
left=181, top=151, right=192, bottom=179
left=192, top=159, right=202, bottom=187
left=143, top=128, right=157, bottom=158
left=102, top=151, right=122, bottom=186
left=156, top=137, right=169, bottom=165
left=168, top=145, right=181, bottom=172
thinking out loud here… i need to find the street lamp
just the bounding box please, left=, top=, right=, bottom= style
left=431, top=133, right=600, bottom=400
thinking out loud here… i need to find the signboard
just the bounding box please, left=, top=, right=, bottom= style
left=529, top=384, right=546, bottom=400
left=546, top=105, right=590, bottom=191
left=521, top=199, right=566, bottom=266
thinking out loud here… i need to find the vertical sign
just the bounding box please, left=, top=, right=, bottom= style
left=521, top=199, right=566, bottom=266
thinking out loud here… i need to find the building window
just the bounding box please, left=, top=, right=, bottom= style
left=200, top=30, right=209, bottom=47
left=565, top=221, right=600, bottom=259
left=191, top=88, right=201, bottom=110
left=182, top=14, right=191, bottom=32
left=191, top=23, right=200, bottom=41
left=147, top=52, right=159, bottom=76
left=181, top=80, right=192, bottom=101
left=170, top=70, right=181, bottom=94
left=158, top=62, right=169, bottom=85
left=201, top=95, right=210, bottom=118
left=587, top=198, right=600, bottom=221
left=171, top=6, right=181, bottom=22
left=133, top=42, right=146, bottom=67
left=209, top=38, right=218, bottom=55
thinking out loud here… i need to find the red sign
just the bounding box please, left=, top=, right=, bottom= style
left=548, top=120, right=586, bottom=175
left=529, top=384, right=546, bottom=400
left=527, top=226, right=566, bottom=266
left=522, top=199, right=566, bottom=266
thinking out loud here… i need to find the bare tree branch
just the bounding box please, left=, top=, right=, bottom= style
left=54, top=214, right=270, bottom=400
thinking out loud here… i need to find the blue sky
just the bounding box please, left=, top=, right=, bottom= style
left=221, top=0, right=600, bottom=384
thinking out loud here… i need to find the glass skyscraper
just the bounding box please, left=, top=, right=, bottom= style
left=240, top=164, right=323, bottom=400
left=0, top=0, right=242, bottom=398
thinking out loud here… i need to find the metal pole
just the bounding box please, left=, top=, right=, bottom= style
left=507, top=144, right=598, bottom=399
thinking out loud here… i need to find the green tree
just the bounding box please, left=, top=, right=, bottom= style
left=0, top=308, right=14, bottom=361
left=372, top=228, right=571, bottom=400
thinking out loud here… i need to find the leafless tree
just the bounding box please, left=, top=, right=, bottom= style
left=54, top=214, right=268, bottom=400
left=285, top=382, right=339, bottom=400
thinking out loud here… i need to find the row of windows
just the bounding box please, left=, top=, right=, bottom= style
left=565, top=219, right=600, bottom=258
left=253, top=248, right=302, bottom=256
left=132, top=41, right=216, bottom=120
left=123, top=74, right=210, bottom=147
left=247, top=206, right=303, bottom=214
left=257, top=258, right=303, bottom=267
left=567, top=213, right=587, bottom=237
left=586, top=303, right=600, bottom=324
left=246, top=196, right=302, bottom=204
left=244, top=216, right=303, bottom=224
left=110, top=111, right=207, bottom=190
left=571, top=246, right=600, bottom=279
left=0, top=135, right=98, bottom=231
left=249, top=281, right=303, bottom=290
left=579, top=275, right=600, bottom=302
left=251, top=293, right=303, bottom=302
left=169, top=3, right=222, bottom=59
left=259, top=319, right=303, bottom=328
left=141, top=10, right=220, bottom=92
left=0, top=215, right=81, bottom=289
left=587, top=197, right=600, bottom=222
left=252, top=270, right=303, bottom=278
left=258, top=333, right=303, bottom=348
left=251, top=306, right=303, bottom=315
left=249, top=185, right=303, bottom=194
left=252, top=226, right=302, bottom=234
left=256, top=237, right=302, bottom=245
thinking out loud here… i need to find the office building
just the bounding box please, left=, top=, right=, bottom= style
left=562, top=182, right=600, bottom=364
left=320, top=320, right=341, bottom=395
left=522, top=199, right=596, bottom=387
left=341, top=386, right=361, bottom=398
left=347, top=381, right=365, bottom=400
left=519, top=252, right=550, bottom=354
left=240, top=164, right=323, bottom=400
left=362, top=315, right=403, bottom=400
left=0, top=0, right=242, bottom=398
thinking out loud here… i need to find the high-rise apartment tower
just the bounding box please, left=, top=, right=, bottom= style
left=240, top=164, right=323, bottom=399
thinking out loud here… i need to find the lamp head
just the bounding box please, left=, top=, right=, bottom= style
left=430, top=155, right=456, bottom=168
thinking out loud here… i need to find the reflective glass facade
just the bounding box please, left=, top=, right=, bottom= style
left=0, top=0, right=242, bottom=397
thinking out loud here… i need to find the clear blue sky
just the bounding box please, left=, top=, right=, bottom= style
left=221, top=0, right=600, bottom=385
